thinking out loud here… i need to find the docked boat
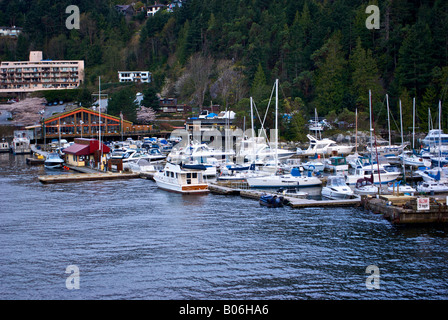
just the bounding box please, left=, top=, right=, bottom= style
left=276, top=187, right=308, bottom=199
left=398, top=152, right=431, bottom=168
left=324, top=156, right=349, bottom=173
left=246, top=167, right=322, bottom=188
left=44, top=152, right=64, bottom=169
left=387, top=181, right=416, bottom=194
left=421, top=129, right=448, bottom=146
left=345, top=166, right=401, bottom=185
left=302, top=159, right=325, bottom=172
left=417, top=181, right=448, bottom=194
left=353, top=177, right=379, bottom=195
left=0, top=138, right=9, bottom=153
left=154, top=162, right=209, bottom=194
left=259, top=194, right=289, bottom=208
left=11, top=131, right=31, bottom=155
left=302, top=134, right=354, bottom=156
left=321, top=176, right=355, bottom=200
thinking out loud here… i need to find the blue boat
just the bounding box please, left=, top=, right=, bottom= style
left=259, top=194, right=289, bottom=208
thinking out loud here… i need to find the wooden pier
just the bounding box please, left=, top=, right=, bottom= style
left=362, top=194, right=448, bottom=224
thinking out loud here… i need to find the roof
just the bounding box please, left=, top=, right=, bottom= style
left=63, top=143, right=91, bottom=156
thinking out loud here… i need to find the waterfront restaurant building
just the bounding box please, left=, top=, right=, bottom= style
left=42, top=107, right=152, bottom=139
left=0, top=51, right=84, bottom=93
left=64, top=138, right=111, bottom=167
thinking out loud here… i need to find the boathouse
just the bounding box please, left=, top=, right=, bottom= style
left=63, top=138, right=110, bottom=167
left=42, top=107, right=152, bottom=139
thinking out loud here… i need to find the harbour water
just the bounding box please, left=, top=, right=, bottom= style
left=1, top=153, right=448, bottom=300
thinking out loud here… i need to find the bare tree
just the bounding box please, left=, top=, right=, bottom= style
left=187, top=53, right=214, bottom=109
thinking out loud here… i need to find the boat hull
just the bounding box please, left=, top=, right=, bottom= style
left=246, top=175, right=322, bottom=188
left=154, top=176, right=209, bottom=194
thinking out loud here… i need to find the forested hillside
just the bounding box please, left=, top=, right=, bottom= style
left=1, top=0, right=448, bottom=138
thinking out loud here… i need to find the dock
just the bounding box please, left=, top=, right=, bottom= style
left=208, top=183, right=362, bottom=208
left=38, top=172, right=140, bottom=184
left=362, top=194, right=448, bottom=224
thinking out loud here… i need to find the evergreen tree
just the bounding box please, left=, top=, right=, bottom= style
left=349, top=38, right=384, bottom=113
left=396, top=22, right=435, bottom=98
left=312, top=32, right=347, bottom=116
left=250, top=63, right=269, bottom=102
left=108, top=87, right=138, bottom=123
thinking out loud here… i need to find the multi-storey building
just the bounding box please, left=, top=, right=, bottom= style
left=0, top=51, right=84, bottom=93
left=118, top=71, right=151, bottom=83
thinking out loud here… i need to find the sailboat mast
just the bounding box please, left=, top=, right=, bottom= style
left=400, top=99, right=406, bottom=180
left=355, top=108, right=358, bottom=154
left=386, top=94, right=391, bottom=146
left=439, top=100, right=442, bottom=168
left=412, top=97, right=415, bottom=150
left=250, top=97, right=255, bottom=163
left=275, top=79, right=279, bottom=171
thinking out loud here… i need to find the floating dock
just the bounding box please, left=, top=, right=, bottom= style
left=38, top=172, right=140, bottom=184
left=208, top=183, right=362, bottom=208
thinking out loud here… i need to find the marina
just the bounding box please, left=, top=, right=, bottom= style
left=1, top=152, right=448, bottom=300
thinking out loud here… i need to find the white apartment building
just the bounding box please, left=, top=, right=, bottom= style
left=118, top=71, right=151, bottom=83
left=0, top=26, right=22, bottom=37
left=0, top=51, right=84, bottom=93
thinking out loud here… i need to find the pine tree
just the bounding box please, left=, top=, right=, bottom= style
left=250, top=63, right=269, bottom=102
left=312, top=32, right=347, bottom=116
left=349, top=37, right=384, bottom=113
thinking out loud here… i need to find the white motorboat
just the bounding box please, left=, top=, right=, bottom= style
left=302, top=134, right=354, bottom=156
left=417, top=181, right=448, bottom=194
left=0, top=138, right=9, bottom=153
left=276, top=187, right=308, bottom=199
left=302, top=159, right=325, bottom=172
left=324, top=156, right=349, bottom=173
left=246, top=167, right=322, bottom=188
left=154, top=162, right=209, bottom=194
left=321, top=175, right=355, bottom=199
left=422, top=129, right=448, bottom=146
left=387, top=181, right=416, bottom=194
left=11, top=131, right=31, bottom=155
left=353, top=177, right=379, bottom=195
left=124, top=159, right=164, bottom=173
left=345, top=166, right=401, bottom=185
left=44, top=152, right=64, bottom=169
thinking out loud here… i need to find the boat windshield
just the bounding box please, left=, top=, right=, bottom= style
left=330, top=177, right=346, bottom=186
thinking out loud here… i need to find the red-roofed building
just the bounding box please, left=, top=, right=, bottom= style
left=64, top=138, right=110, bottom=167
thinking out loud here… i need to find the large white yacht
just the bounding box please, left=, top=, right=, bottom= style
left=154, top=162, right=209, bottom=194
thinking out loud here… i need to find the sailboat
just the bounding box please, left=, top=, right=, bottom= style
left=245, top=80, right=322, bottom=189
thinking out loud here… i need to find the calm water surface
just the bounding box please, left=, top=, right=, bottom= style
left=1, top=153, right=448, bottom=300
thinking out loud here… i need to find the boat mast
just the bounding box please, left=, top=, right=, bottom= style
left=275, top=79, right=279, bottom=173
left=400, top=99, right=406, bottom=180
left=386, top=94, right=391, bottom=147
left=412, top=97, right=416, bottom=150
left=250, top=97, right=255, bottom=163
left=439, top=100, right=442, bottom=169
left=355, top=108, right=358, bottom=154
